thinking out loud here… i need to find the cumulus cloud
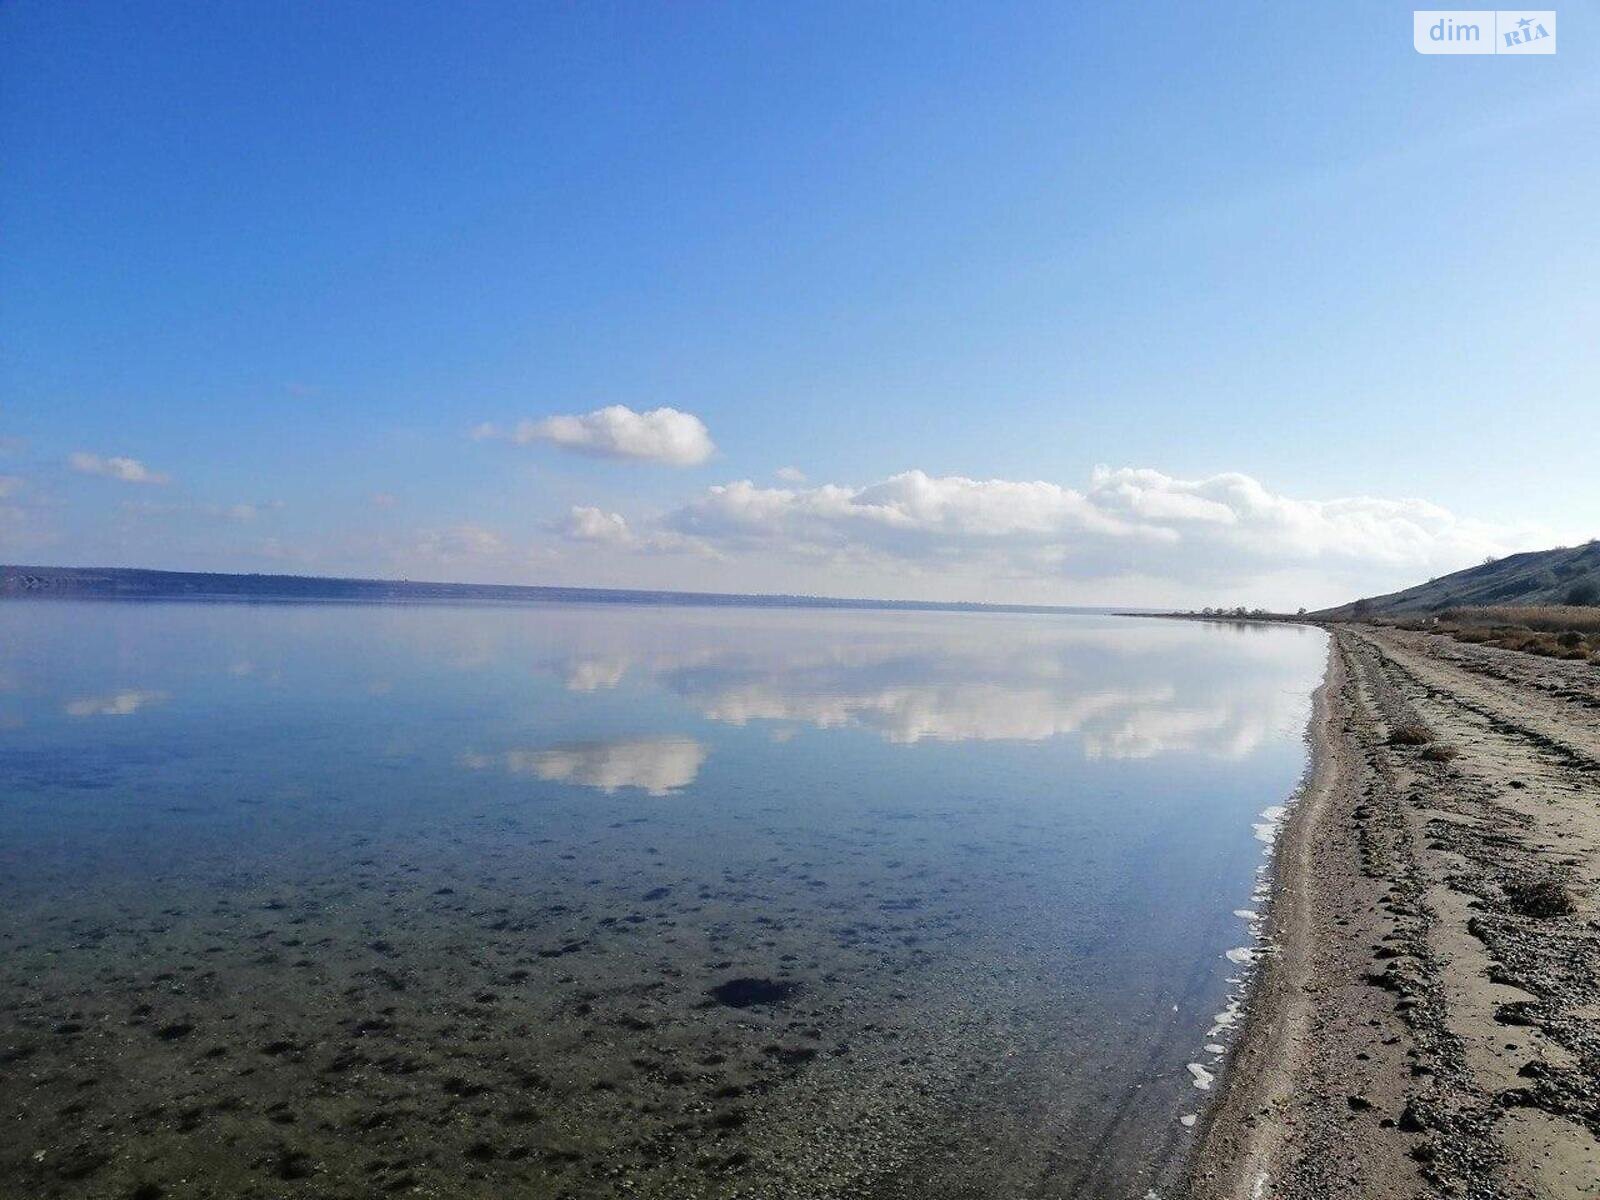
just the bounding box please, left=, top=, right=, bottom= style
left=564, top=505, right=634, bottom=545
left=660, top=465, right=1555, bottom=601
left=670, top=470, right=1149, bottom=547
left=68, top=452, right=170, bottom=485
left=477, top=405, right=715, bottom=467
left=775, top=466, right=807, bottom=483
left=560, top=505, right=721, bottom=559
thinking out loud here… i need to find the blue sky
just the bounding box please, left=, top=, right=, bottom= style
left=2, top=2, right=1596, bottom=607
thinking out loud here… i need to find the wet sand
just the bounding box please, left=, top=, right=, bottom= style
left=1187, top=625, right=1600, bottom=1199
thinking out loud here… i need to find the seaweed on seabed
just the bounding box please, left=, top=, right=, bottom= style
left=708, top=978, right=801, bottom=1008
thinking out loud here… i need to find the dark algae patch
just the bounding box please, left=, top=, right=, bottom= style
left=0, top=841, right=977, bottom=1198
left=709, top=977, right=802, bottom=1008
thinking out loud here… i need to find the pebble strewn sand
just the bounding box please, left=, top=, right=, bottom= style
left=1187, top=626, right=1600, bottom=1200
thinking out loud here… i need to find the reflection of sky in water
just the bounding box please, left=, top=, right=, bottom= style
left=462, top=737, right=708, bottom=796
left=538, top=608, right=1321, bottom=760
left=0, top=601, right=1324, bottom=819
left=0, top=600, right=1327, bottom=1197
left=64, top=688, right=168, bottom=717
left=0, top=602, right=1324, bottom=785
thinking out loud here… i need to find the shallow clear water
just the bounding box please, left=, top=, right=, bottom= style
left=0, top=600, right=1325, bottom=1199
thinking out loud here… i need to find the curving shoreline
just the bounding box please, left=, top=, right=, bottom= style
left=1181, top=634, right=1347, bottom=1198
left=1182, top=625, right=1600, bottom=1199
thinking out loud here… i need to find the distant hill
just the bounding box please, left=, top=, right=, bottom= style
left=0, top=564, right=1141, bottom=617
left=1317, top=542, right=1600, bottom=618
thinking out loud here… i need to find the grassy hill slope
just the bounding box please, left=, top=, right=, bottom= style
left=1317, top=541, right=1600, bottom=618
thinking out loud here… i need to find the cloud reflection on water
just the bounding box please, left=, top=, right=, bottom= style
left=544, top=615, right=1317, bottom=760
left=64, top=689, right=167, bottom=717
left=462, top=737, right=707, bottom=796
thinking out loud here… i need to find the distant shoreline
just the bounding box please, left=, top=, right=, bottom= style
left=1121, top=611, right=1314, bottom=625
left=1, top=564, right=1161, bottom=618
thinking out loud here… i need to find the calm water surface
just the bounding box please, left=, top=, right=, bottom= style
left=0, top=601, right=1325, bottom=1199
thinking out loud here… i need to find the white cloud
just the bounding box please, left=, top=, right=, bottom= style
left=658, top=465, right=1556, bottom=604
left=479, top=405, right=715, bottom=467
left=564, top=505, right=633, bottom=545
left=1078, top=466, right=1539, bottom=571
left=68, top=452, right=171, bottom=485
left=669, top=470, right=1150, bottom=546
left=775, top=465, right=807, bottom=483
left=560, top=505, right=721, bottom=559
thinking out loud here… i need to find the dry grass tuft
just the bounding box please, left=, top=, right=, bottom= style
left=1393, top=605, right=1600, bottom=664
left=1437, top=605, right=1600, bottom=634
left=1420, top=744, right=1460, bottom=763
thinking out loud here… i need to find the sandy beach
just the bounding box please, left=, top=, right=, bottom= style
left=1186, top=625, right=1600, bottom=1199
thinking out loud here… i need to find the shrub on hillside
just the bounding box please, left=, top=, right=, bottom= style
left=1438, top=606, right=1600, bottom=634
